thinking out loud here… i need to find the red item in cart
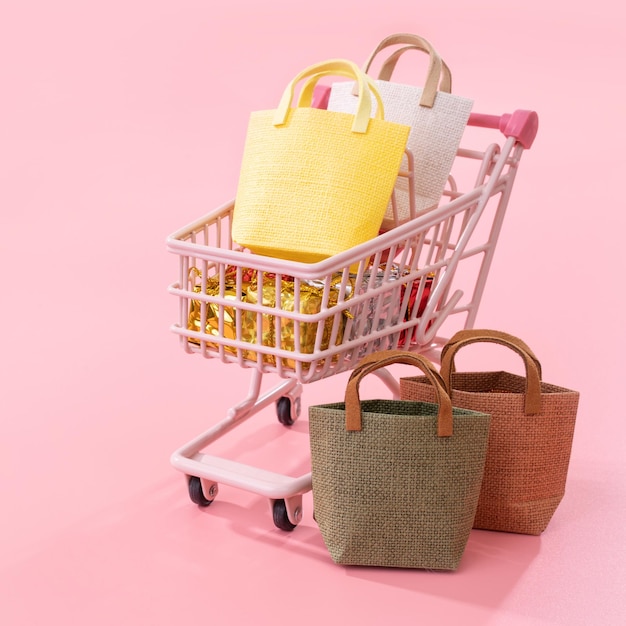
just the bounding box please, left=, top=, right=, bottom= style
left=399, top=274, right=434, bottom=346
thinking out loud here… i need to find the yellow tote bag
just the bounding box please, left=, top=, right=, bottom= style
left=231, top=59, right=410, bottom=264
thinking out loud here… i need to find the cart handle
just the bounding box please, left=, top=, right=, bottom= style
left=310, top=83, right=538, bottom=148
left=468, top=110, right=538, bottom=149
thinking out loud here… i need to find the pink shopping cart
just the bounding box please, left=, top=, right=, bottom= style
left=166, top=107, right=538, bottom=530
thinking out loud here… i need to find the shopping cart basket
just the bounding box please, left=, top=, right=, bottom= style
left=166, top=108, right=538, bottom=530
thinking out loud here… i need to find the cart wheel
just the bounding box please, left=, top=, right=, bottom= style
left=276, top=396, right=294, bottom=426
left=272, top=499, right=297, bottom=532
left=188, top=476, right=214, bottom=507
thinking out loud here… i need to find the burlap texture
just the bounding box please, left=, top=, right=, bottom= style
left=400, top=371, right=579, bottom=535
left=327, top=80, right=472, bottom=230
left=232, top=105, right=409, bottom=263
left=309, top=398, right=490, bottom=569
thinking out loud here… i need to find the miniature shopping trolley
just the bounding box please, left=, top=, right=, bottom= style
left=166, top=109, right=538, bottom=530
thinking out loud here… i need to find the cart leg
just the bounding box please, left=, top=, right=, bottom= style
left=227, top=368, right=265, bottom=420
left=284, top=495, right=303, bottom=525
left=201, top=478, right=219, bottom=501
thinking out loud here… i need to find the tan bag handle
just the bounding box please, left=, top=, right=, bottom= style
left=439, top=330, right=543, bottom=415
left=377, top=44, right=452, bottom=93
left=345, top=350, right=453, bottom=436
left=352, top=33, right=445, bottom=107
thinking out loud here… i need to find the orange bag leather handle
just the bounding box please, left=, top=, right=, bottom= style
left=440, top=329, right=543, bottom=415
left=345, top=350, right=453, bottom=436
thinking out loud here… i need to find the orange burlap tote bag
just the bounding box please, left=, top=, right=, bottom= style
left=400, top=330, right=580, bottom=535
left=309, top=351, right=491, bottom=569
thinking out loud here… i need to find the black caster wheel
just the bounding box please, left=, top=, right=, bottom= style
left=188, top=476, right=215, bottom=507
left=276, top=396, right=295, bottom=426
left=272, top=499, right=297, bottom=532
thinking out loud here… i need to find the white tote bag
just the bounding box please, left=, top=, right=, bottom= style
left=327, top=33, right=473, bottom=230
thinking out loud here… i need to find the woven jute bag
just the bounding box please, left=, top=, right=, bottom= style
left=231, top=59, right=410, bottom=264
left=399, top=330, right=580, bottom=535
left=309, top=350, right=491, bottom=569
left=326, top=33, right=473, bottom=230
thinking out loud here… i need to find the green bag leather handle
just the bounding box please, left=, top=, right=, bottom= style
left=377, top=44, right=452, bottom=93
left=273, top=59, right=382, bottom=133
left=439, top=329, right=543, bottom=415
left=354, top=32, right=445, bottom=107
left=345, top=350, right=453, bottom=436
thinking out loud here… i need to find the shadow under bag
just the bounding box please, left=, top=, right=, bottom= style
left=400, top=330, right=580, bottom=535
left=309, top=351, right=491, bottom=570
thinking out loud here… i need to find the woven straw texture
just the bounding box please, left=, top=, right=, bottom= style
left=400, top=372, right=579, bottom=535
left=232, top=106, right=409, bottom=263
left=309, top=398, right=490, bottom=569
left=327, top=81, right=472, bottom=230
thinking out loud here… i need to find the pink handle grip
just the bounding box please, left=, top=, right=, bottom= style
left=468, top=110, right=538, bottom=149
left=311, top=83, right=332, bottom=109
left=311, top=84, right=538, bottom=148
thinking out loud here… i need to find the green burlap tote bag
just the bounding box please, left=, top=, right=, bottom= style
left=309, top=351, right=491, bottom=570
left=400, top=330, right=580, bottom=535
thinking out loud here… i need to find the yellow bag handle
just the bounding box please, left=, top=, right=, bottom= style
left=296, top=69, right=385, bottom=116
left=273, top=59, right=380, bottom=133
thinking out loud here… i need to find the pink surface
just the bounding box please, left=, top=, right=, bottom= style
left=1, top=1, right=624, bottom=624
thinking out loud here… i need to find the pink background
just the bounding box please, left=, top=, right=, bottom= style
left=1, top=1, right=624, bottom=624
